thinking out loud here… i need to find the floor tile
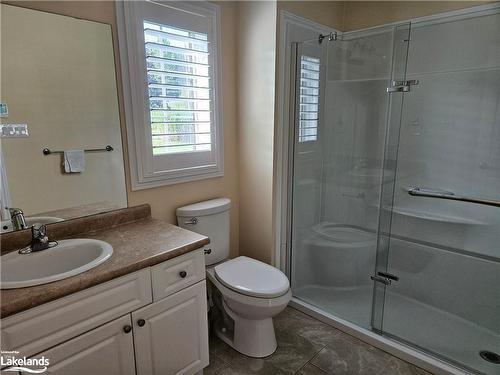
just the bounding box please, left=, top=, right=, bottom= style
left=267, top=329, right=324, bottom=373
left=209, top=307, right=431, bottom=375
left=296, top=363, right=329, bottom=375
left=311, top=342, right=430, bottom=375
left=205, top=353, right=229, bottom=375
left=216, top=363, right=288, bottom=375
left=210, top=330, right=320, bottom=374
left=274, top=307, right=344, bottom=348
left=210, top=332, right=229, bottom=355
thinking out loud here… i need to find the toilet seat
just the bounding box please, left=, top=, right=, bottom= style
left=214, top=256, right=289, bottom=298
left=207, top=267, right=292, bottom=310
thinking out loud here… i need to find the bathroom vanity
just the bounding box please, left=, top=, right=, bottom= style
left=0, top=205, right=210, bottom=375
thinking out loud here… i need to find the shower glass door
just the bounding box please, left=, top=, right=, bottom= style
left=377, top=10, right=500, bottom=375
left=290, top=25, right=411, bottom=329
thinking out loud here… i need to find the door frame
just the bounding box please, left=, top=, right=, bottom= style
left=274, top=10, right=338, bottom=271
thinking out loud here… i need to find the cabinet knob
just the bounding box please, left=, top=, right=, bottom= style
left=123, top=325, right=132, bottom=333
left=137, top=319, right=146, bottom=327
left=179, top=270, right=187, bottom=278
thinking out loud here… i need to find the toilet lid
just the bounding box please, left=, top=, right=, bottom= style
left=214, top=256, right=290, bottom=298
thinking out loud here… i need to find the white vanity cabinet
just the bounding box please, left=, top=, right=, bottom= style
left=133, top=281, right=208, bottom=375
left=33, top=315, right=136, bottom=375
left=3, top=249, right=208, bottom=375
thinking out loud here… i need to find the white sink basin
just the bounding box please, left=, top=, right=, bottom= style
left=1, top=216, right=65, bottom=233
left=1, top=239, right=113, bottom=289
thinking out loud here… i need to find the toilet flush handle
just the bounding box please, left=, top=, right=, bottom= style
left=185, top=217, right=198, bottom=225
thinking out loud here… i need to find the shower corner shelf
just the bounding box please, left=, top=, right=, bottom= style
left=381, top=206, right=486, bottom=225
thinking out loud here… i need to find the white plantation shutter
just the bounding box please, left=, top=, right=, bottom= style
left=144, top=22, right=212, bottom=155
left=118, top=1, right=223, bottom=189
left=298, top=55, right=320, bottom=143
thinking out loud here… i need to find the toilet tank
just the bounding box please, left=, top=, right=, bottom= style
left=176, top=198, right=231, bottom=266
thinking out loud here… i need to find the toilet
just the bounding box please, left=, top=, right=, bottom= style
left=177, top=198, right=291, bottom=358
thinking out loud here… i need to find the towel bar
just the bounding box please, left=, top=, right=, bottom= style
left=42, top=145, right=113, bottom=155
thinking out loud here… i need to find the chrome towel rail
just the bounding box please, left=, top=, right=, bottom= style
left=407, top=187, right=500, bottom=208
left=42, top=145, right=113, bottom=155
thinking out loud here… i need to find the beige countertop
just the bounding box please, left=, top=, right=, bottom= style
left=1, top=218, right=209, bottom=318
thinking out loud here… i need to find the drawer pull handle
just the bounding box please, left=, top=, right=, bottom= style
left=123, top=325, right=132, bottom=333
left=137, top=319, right=146, bottom=327
left=179, top=271, right=187, bottom=278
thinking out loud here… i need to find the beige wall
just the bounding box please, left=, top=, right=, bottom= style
left=127, top=2, right=240, bottom=257
left=236, top=1, right=277, bottom=264
left=4, top=1, right=489, bottom=264
left=1, top=4, right=126, bottom=216
left=276, top=1, right=490, bottom=32
left=278, top=1, right=345, bottom=29
left=342, top=1, right=490, bottom=31
left=4, top=1, right=240, bottom=256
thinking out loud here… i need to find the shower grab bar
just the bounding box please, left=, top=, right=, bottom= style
left=407, top=187, right=500, bottom=208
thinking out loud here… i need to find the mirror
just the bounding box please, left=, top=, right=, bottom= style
left=0, top=4, right=127, bottom=233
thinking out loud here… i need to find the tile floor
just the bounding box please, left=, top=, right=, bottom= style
left=205, top=307, right=431, bottom=375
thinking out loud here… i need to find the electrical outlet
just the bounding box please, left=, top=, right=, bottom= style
left=0, top=123, right=29, bottom=137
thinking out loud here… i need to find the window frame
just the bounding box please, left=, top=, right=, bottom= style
left=117, top=1, right=224, bottom=190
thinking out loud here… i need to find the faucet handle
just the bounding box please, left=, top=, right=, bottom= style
left=29, top=224, right=52, bottom=252
left=31, top=224, right=47, bottom=239
left=19, top=224, right=55, bottom=254
left=8, top=207, right=23, bottom=216
left=9, top=207, right=28, bottom=230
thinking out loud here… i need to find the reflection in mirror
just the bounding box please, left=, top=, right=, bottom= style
left=0, top=5, right=127, bottom=232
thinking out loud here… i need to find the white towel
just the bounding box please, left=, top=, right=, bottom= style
left=63, top=150, right=85, bottom=173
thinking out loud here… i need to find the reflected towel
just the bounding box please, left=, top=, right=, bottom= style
left=63, top=150, right=85, bottom=173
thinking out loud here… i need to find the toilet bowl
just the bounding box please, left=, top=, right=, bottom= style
left=207, top=257, right=291, bottom=357
left=176, top=198, right=291, bottom=358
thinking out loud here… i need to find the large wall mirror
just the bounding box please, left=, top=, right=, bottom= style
left=0, top=4, right=127, bottom=233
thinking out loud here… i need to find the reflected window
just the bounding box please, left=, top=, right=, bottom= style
left=298, top=55, right=320, bottom=143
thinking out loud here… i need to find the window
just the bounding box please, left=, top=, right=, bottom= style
left=144, top=22, right=212, bottom=155
left=118, top=1, right=223, bottom=189
left=298, top=55, right=320, bottom=143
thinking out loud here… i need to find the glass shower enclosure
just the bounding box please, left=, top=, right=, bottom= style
left=289, top=7, right=500, bottom=375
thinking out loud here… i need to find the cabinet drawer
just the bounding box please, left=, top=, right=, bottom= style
left=1, top=269, right=151, bottom=357
left=151, top=249, right=205, bottom=301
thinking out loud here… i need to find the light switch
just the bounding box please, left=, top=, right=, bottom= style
left=0, top=123, right=29, bottom=137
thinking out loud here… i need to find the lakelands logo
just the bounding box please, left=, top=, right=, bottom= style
left=1, top=350, right=49, bottom=373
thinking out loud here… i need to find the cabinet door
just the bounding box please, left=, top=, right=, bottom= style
left=133, top=281, right=208, bottom=375
left=28, top=315, right=135, bottom=375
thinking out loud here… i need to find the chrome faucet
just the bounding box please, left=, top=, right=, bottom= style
left=9, top=207, right=27, bottom=231
left=19, top=224, right=57, bottom=254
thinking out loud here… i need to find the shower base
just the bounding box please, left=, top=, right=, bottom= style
left=294, top=285, right=373, bottom=327
left=294, top=285, right=498, bottom=375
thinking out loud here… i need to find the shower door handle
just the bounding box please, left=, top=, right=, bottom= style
left=386, top=85, right=410, bottom=93
left=377, top=271, right=399, bottom=281
left=371, top=275, right=391, bottom=285
left=371, top=271, right=399, bottom=285
left=387, top=79, right=419, bottom=93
